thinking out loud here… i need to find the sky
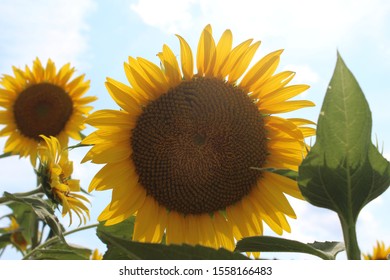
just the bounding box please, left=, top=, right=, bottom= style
left=0, top=0, right=389, bottom=260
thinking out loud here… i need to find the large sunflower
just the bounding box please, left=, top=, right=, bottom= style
left=83, top=25, right=315, bottom=251
left=0, top=58, right=96, bottom=165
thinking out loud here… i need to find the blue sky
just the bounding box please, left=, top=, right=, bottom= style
left=0, top=0, right=389, bottom=259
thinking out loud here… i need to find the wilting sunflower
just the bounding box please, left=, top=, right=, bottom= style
left=83, top=25, right=315, bottom=251
left=363, top=241, right=390, bottom=260
left=0, top=58, right=96, bottom=166
left=38, top=135, right=90, bottom=225
left=5, top=216, right=28, bottom=252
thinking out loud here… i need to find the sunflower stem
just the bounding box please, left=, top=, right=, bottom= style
left=22, top=223, right=99, bottom=260
left=0, top=186, right=44, bottom=204
left=339, top=214, right=361, bottom=260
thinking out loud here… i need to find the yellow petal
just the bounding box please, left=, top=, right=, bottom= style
left=100, top=204, right=133, bottom=226
left=0, top=111, right=13, bottom=124
left=45, top=59, right=56, bottom=81
left=240, top=49, right=283, bottom=92
left=288, top=118, right=316, bottom=126
left=248, top=193, right=283, bottom=235
left=176, top=34, right=194, bottom=80
left=212, top=29, right=233, bottom=77
left=166, top=211, right=186, bottom=245
left=255, top=181, right=296, bottom=218
left=264, top=172, right=303, bottom=200
left=213, top=212, right=235, bottom=251
left=250, top=71, right=295, bottom=99
left=197, top=24, right=216, bottom=76
left=86, top=110, right=135, bottom=128
left=89, top=160, right=136, bottom=192
left=105, top=78, right=145, bottom=111
left=264, top=116, right=304, bottom=141
left=100, top=185, right=145, bottom=224
left=137, top=57, right=170, bottom=93
left=158, top=44, right=182, bottom=86
left=84, top=141, right=132, bottom=164
left=261, top=85, right=310, bottom=105
left=226, top=202, right=248, bottom=239
left=67, top=179, right=81, bottom=192
left=133, top=196, right=166, bottom=243
left=259, top=100, right=315, bottom=114
left=32, top=58, right=44, bottom=81
left=228, top=41, right=261, bottom=83
left=197, top=214, right=217, bottom=248
left=57, top=63, right=74, bottom=85
left=184, top=214, right=200, bottom=245
left=220, top=39, right=253, bottom=79
left=126, top=57, right=162, bottom=99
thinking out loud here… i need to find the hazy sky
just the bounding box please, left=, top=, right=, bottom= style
left=0, top=0, right=389, bottom=259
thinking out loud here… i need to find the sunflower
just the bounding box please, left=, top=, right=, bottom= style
left=5, top=216, right=28, bottom=252
left=363, top=241, right=390, bottom=260
left=90, top=249, right=103, bottom=260
left=82, top=25, right=315, bottom=251
left=0, top=58, right=96, bottom=166
left=38, top=135, right=90, bottom=225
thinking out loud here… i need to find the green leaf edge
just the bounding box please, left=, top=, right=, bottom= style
left=235, top=236, right=345, bottom=260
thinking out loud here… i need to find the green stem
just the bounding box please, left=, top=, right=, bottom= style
left=22, top=223, right=99, bottom=260
left=339, top=214, right=361, bottom=260
left=0, top=152, right=12, bottom=159
left=67, top=143, right=92, bottom=150
left=0, top=186, right=44, bottom=204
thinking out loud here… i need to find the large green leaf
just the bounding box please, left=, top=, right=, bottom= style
left=299, top=53, right=390, bottom=218
left=235, top=236, right=344, bottom=260
left=98, top=229, right=248, bottom=260
left=97, top=216, right=247, bottom=259
left=97, top=216, right=135, bottom=244
left=7, top=202, right=37, bottom=245
left=298, top=53, right=390, bottom=259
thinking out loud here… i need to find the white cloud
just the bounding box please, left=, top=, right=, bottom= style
left=283, top=64, right=320, bottom=84
left=130, top=0, right=198, bottom=33
left=0, top=0, right=95, bottom=72
left=131, top=0, right=390, bottom=53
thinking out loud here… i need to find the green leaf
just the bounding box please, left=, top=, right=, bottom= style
left=0, top=152, right=12, bottom=159
left=97, top=217, right=247, bottom=259
left=97, top=216, right=135, bottom=244
left=4, top=193, right=66, bottom=244
left=235, top=236, right=344, bottom=260
left=27, top=243, right=92, bottom=260
left=0, top=233, right=12, bottom=250
left=298, top=53, right=390, bottom=259
left=98, top=229, right=248, bottom=260
left=7, top=202, right=37, bottom=244
left=299, top=52, right=390, bottom=218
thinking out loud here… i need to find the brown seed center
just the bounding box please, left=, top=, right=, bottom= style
left=13, top=83, right=73, bottom=141
left=131, top=77, right=268, bottom=215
